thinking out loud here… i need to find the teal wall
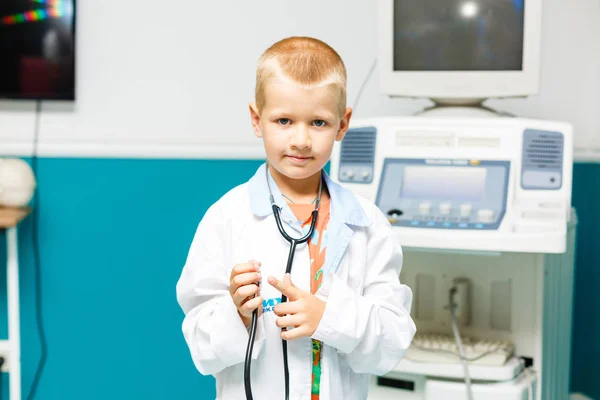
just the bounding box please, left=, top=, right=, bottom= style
left=0, top=158, right=597, bottom=399
left=0, top=158, right=264, bottom=400
left=570, top=163, right=600, bottom=399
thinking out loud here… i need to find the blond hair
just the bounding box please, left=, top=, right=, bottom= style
left=255, top=36, right=347, bottom=117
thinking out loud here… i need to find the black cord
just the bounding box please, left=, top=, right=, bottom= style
left=353, top=58, right=378, bottom=111
left=26, top=99, right=48, bottom=400
left=0, top=357, right=5, bottom=398
left=244, top=205, right=318, bottom=400
left=243, top=309, right=258, bottom=400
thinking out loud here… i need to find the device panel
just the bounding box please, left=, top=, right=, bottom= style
left=375, top=158, right=510, bottom=230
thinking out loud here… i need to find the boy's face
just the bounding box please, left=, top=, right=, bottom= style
left=250, top=78, right=352, bottom=182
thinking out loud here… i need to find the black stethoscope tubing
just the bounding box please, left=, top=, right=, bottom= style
left=244, top=166, right=322, bottom=400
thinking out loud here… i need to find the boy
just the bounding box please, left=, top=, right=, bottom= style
left=176, top=36, right=415, bottom=400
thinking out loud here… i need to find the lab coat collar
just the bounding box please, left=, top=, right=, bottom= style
left=248, top=162, right=371, bottom=227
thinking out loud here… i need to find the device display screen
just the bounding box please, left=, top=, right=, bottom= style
left=393, top=0, right=524, bottom=71
left=401, top=166, right=487, bottom=202
left=0, top=0, right=76, bottom=100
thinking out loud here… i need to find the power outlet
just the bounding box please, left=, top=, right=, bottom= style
left=450, top=277, right=471, bottom=328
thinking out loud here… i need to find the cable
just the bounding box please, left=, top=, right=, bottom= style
left=407, top=340, right=512, bottom=363
left=523, top=365, right=536, bottom=400
left=26, top=99, right=48, bottom=400
left=352, top=58, right=378, bottom=111
left=527, top=369, right=533, bottom=399
left=449, top=287, right=474, bottom=400
left=243, top=308, right=258, bottom=400
left=0, top=357, right=5, bottom=397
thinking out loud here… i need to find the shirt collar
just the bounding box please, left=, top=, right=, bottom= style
left=248, top=162, right=371, bottom=227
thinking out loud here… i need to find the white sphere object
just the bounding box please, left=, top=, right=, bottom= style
left=0, top=158, right=37, bottom=208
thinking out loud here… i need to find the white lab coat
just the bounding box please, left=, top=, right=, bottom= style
left=176, top=163, right=415, bottom=400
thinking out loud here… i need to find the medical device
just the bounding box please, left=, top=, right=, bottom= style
left=330, top=116, right=576, bottom=400
left=377, top=0, right=542, bottom=107
left=244, top=165, right=323, bottom=400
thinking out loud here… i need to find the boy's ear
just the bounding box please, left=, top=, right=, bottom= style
left=249, top=103, right=263, bottom=138
left=335, top=107, right=353, bottom=141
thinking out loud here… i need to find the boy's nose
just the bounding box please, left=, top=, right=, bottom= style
left=290, top=125, right=311, bottom=149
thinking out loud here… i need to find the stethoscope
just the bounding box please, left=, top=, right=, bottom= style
left=244, top=165, right=324, bottom=400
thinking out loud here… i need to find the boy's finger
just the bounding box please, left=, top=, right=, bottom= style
left=231, top=272, right=261, bottom=290
left=273, top=300, right=300, bottom=317
left=241, top=296, right=262, bottom=316
left=281, top=326, right=308, bottom=341
left=235, top=284, right=259, bottom=305
left=275, top=314, right=301, bottom=329
left=268, top=274, right=302, bottom=300
left=230, top=261, right=261, bottom=280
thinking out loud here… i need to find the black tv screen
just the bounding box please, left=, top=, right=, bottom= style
left=0, top=0, right=75, bottom=100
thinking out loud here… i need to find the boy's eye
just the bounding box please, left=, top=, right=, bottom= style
left=312, top=120, right=326, bottom=127
left=277, top=118, right=291, bottom=125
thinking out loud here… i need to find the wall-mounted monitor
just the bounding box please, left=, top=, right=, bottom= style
left=0, top=0, right=76, bottom=100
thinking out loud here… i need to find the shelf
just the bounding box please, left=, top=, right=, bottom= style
left=369, top=369, right=537, bottom=400
left=0, top=207, right=31, bottom=229
left=385, top=356, right=524, bottom=382
left=396, top=229, right=568, bottom=254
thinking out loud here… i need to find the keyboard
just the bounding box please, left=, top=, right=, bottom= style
left=405, top=332, right=515, bottom=366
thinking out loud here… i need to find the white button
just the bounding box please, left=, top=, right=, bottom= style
left=419, top=202, right=432, bottom=215
left=460, top=204, right=472, bottom=217
left=361, top=170, right=369, bottom=179
left=439, top=202, right=452, bottom=215
left=478, top=209, right=495, bottom=223
left=347, top=170, right=355, bottom=178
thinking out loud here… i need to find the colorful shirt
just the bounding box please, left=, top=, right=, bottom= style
left=288, top=198, right=331, bottom=400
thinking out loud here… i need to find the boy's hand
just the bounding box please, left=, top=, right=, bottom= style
left=269, top=273, right=326, bottom=340
left=229, top=260, right=262, bottom=328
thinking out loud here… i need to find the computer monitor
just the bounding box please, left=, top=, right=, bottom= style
left=377, top=0, right=542, bottom=104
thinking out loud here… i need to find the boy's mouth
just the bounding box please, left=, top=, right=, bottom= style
left=287, top=155, right=311, bottom=162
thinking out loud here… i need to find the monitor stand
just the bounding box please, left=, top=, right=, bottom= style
left=415, top=98, right=514, bottom=118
